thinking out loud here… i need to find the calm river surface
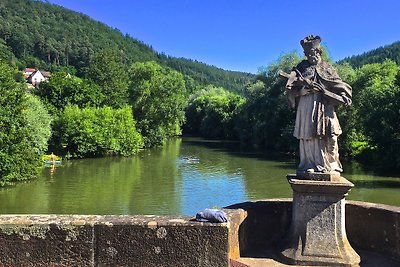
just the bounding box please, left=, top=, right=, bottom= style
left=1, top=137, right=399, bottom=215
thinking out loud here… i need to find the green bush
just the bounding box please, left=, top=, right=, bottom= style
left=59, top=106, right=143, bottom=158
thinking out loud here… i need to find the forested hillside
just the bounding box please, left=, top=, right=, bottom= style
left=159, top=54, right=253, bottom=94
left=339, top=41, right=400, bottom=68
left=0, top=0, right=252, bottom=92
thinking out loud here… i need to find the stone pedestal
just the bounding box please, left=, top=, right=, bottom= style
left=279, top=175, right=360, bottom=266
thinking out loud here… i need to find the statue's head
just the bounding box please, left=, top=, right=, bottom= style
left=300, top=35, right=322, bottom=65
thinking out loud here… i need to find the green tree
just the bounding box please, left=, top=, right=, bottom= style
left=25, top=94, right=52, bottom=155
left=84, top=49, right=129, bottom=108
left=0, top=60, right=40, bottom=185
left=351, top=60, right=400, bottom=168
left=0, top=38, right=15, bottom=65
left=185, top=85, right=245, bottom=139
left=330, top=62, right=358, bottom=157
left=237, top=52, right=301, bottom=151
left=35, top=71, right=104, bottom=114
left=335, top=62, right=357, bottom=84
left=128, top=61, right=188, bottom=147
left=59, top=105, right=143, bottom=158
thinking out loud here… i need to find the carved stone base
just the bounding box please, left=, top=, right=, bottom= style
left=279, top=175, right=360, bottom=266
left=295, top=171, right=341, bottom=181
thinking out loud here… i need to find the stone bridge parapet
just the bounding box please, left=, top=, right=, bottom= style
left=0, top=200, right=399, bottom=266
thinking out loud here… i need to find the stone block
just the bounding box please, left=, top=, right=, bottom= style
left=94, top=215, right=229, bottom=267
left=0, top=215, right=95, bottom=266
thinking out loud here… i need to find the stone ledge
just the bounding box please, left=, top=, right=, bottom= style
left=0, top=200, right=399, bottom=266
left=0, top=214, right=232, bottom=267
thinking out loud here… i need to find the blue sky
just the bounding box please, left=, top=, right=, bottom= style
left=45, top=0, right=400, bottom=73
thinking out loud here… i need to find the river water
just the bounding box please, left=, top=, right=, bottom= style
left=1, top=137, right=399, bottom=215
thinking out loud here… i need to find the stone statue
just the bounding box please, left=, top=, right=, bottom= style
left=280, top=35, right=352, bottom=178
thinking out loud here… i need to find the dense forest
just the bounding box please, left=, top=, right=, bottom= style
left=340, top=41, right=400, bottom=68
left=0, top=0, right=399, bottom=186
left=0, top=0, right=253, bottom=92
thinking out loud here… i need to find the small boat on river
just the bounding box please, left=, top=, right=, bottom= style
left=43, top=160, right=62, bottom=166
left=182, top=156, right=200, bottom=163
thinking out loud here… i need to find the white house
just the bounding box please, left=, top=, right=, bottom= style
left=23, top=68, right=50, bottom=87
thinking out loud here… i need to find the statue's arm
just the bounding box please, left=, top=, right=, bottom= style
left=317, top=77, right=353, bottom=106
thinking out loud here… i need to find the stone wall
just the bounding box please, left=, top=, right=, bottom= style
left=0, top=200, right=399, bottom=266
left=0, top=215, right=230, bottom=267
left=346, top=200, right=400, bottom=260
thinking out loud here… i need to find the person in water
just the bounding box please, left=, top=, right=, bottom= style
left=50, top=152, right=56, bottom=165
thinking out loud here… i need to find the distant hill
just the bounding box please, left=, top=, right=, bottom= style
left=339, top=41, right=400, bottom=68
left=0, top=0, right=253, bottom=92
left=158, top=54, right=253, bottom=93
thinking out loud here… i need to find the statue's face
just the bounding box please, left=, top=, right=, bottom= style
left=305, top=48, right=321, bottom=65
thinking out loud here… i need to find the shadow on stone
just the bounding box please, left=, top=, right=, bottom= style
left=226, top=199, right=400, bottom=267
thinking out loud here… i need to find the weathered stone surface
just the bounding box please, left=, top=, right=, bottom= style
left=94, top=215, right=229, bottom=267
left=346, top=201, right=400, bottom=261
left=0, top=215, right=97, bottom=266
left=226, top=200, right=291, bottom=256
left=279, top=177, right=360, bottom=266
left=287, top=175, right=354, bottom=194
left=0, top=215, right=230, bottom=267
left=295, top=171, right=341, bottom=181
left=225, top=207, right=247, bottom=259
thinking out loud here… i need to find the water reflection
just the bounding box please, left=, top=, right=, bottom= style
left=0, top=137, right=399, bottom=216
left=342, top=161, right=400, bottom=206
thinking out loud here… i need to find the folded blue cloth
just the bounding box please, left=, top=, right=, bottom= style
left=195, top=208, right=228, bottom=223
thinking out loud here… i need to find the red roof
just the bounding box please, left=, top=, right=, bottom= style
left=41, top=71, right=51, bottom=77
left=24, top=68, right=36, bottom=72
left=23, top=68, right=51, bottom=80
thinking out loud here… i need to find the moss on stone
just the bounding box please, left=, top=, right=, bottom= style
left=0, top=225, right=50, bottom=240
